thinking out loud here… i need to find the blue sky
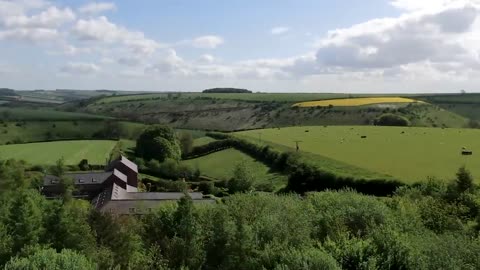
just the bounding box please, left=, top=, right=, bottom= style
left=0, top=0, right=479, bottom=92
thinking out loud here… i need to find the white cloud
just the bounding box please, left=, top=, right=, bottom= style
left=307, top=4, right=480, bottom=77
left=118, top=56, right=143, bottom=66
left=191, top=35, right=224, bottom=49
left=72, top=16, right=160, bottom=55
left=198, top=54, right=216, bottom=63
left=0, top=27, right=58, bottom=42
left=2, top=6, right=75, bottom=28
left=271, top=26, right=290, bottom=35
left=60, top=62, right=100, bottom=74
left=0, top=0, right=50, bottom=17
left=79, top=2, right=116, bottom=14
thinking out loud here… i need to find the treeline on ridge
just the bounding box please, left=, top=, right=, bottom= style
left=202, top=88, right=252, bottom=93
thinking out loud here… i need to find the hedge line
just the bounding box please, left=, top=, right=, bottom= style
left=205, top=132, right=405, bottom=196
left=183, top=140, right=233, bottom=160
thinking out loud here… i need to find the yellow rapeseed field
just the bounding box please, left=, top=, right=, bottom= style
left=293, top=97, right=424, bottom=107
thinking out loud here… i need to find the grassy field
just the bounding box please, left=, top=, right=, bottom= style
left=0, top=121, right=145, bottom=145
left=193, top=137, right=217, bottom=147
left=236, top=126, right=480, bottom=183
left=294, top=97, right=424, bottom=107
left=0, top=140, right=117, bottom=165
left=0, top=107, right=110, bottom=120
left=183, top=148, right=287, bottom=189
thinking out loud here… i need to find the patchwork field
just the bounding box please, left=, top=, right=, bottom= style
left=0, top=140, right=117, bottom=165
left=236, top=126, right=480, bottom=183
left=183, top=148, right=287, bottom=189
left=294, top=97, right=424, bottom=107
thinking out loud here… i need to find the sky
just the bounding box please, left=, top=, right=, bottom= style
left=1, top=0, right=480, bottom=93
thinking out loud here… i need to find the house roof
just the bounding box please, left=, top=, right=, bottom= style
left=120, top=156, right=138, bottom=173
left=43, top=171, right=113, bottom=186
left=112, top=169, right=128, bottom=183
left=107, top=156, right=138, bottom=173
left=108, top=182, right=204, bottom=201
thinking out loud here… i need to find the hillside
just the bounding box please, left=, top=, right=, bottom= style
left=76, top=93, right=471, bottom=131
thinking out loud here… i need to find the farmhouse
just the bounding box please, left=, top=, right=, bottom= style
left=42, top=156, right=213, bottom=214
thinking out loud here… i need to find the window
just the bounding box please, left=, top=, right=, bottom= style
left=78, top=179, right=84, bottom=183
left=50, top=180, right=58, bottom=184
left=92, top=178, right=97, bottom=183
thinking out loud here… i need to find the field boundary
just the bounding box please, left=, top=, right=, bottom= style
left=206, top=132, right=404, bottom=196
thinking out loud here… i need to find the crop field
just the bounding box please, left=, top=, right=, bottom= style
left=183, top=148, right=287, bottom=188
left=236, top=126, right=480, bottom=183
left=293, top=97, right=424, bottom=107
left=0, top=140, right=117, bottom=165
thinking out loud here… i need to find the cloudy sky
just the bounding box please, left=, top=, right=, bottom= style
left=1, top=0, right=480, bottom=93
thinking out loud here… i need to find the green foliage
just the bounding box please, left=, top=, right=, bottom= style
left=228, top=161, right=254, bottom=193
left=4, top=248, right=96, bottom=270
left=178, top=131, right=194, bottom=156
left=1, top=161, right=480, bottom=269
left=374, top=113, right=411, bottom=126
left=136, top=125, right=181, bottom=162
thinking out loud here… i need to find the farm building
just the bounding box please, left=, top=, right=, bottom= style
left=42, top=156, right=213, bottom=214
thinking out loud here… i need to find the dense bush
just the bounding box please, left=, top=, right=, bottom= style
left=374, top=113, right=410, bottom=126
left=136, top=125, right=181, bottom=162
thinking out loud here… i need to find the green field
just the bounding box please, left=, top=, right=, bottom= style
left=183, top=148, right=287, bottom=189
left=0, top=121, right=145, bottom=145
left=0, top=140, right=117, bottom=165
left=193, top=137, right=216, bottom=147
left=236, top=126, right=480, bottom=183
left=0, top=107, right=110, bottom=120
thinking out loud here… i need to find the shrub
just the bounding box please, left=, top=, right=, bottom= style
left=374, top=114, right=410, bottom=127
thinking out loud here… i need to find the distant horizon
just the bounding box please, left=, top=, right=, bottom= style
left=6, top=88, right=480, bottom=95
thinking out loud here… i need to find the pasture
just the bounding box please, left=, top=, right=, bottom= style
left=0, top=140, right=117, bottom=165
left=0, top=121, right=145, bottom=145
left=236, top=126, right=480, bottom=183
left=0, top=107, right=110, bottom=120
left=293, top=97, right=423, bottom=107
left=193, top=137, right=217, bottom=147
left=183, top=148, right=287, bottom=189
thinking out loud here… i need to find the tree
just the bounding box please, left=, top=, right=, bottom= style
left=7, top=190, right=45, bottom=254
left=228, top=162, right=254, bottom=193
left=169, top=193, right=206, bottom=269
left=455, top=166, right=474, bottom=194
left=178, top=131, right=194, bottom=156
left=136, top=125, right=181, bottom=162
left=4, top=248, right=96, bottom=270
left=50, top=158, right=74, bottom=202
left=374, top=114, right=410, bottom=127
